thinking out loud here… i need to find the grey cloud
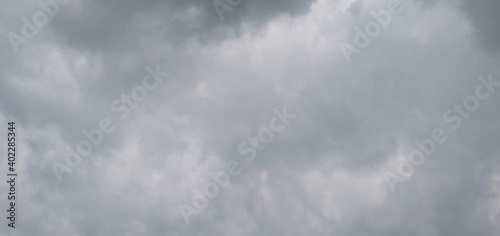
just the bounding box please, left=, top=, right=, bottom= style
left=462, top=0, right=500, bottom=54
left=1, top=0, right=500, bottom=235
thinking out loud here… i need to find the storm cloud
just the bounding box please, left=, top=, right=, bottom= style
left=0, top=0, right=499, bottom=235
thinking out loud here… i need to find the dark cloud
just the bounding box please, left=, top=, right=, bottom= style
left=0, top=0, right=499, bottom=235
left=462, top=0, right=500, bottom=53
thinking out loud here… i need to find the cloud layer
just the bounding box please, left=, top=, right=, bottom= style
left=0, top=0, right=499, bottom=235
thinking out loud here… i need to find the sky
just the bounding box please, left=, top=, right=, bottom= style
left=0, top=0, right=499, bottom=235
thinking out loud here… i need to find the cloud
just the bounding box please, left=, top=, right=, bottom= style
left=461, top=0, right=500, bottom=53
left=0, top=0, right=499, bottom=235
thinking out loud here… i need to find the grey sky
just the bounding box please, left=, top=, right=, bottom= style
left=0, top=0, right=499, bottom=235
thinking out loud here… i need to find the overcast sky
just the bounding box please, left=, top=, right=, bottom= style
left=1, top=0, right=500, bottom=235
